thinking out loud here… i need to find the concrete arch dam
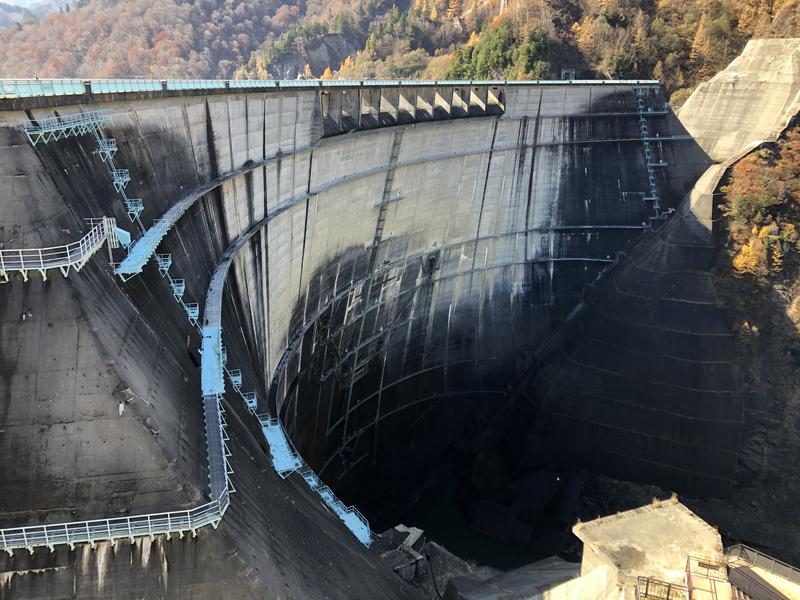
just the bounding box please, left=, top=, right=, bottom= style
left=0, top=80, right=729, bottom=598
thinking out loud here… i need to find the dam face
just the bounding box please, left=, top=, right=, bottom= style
left=270, top=89, right=714, bottom=522
left=0, top=80, right=731, bottom=597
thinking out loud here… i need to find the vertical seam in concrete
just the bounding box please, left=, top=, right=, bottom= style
left=262, top=222, right=271, bottom=392
left=523, top=92, right=544, bottom=263
left=225, top=97, right=234, bottom=172
left=182, top=102, right=200, bottom=186
left=468, top=119, right=499, bottom=360
left=260, top=96, right=270, bottom=385
left=297, top=150, right=314, bottom=300
left=262, top=96, right=267, bottom=162
left=443, top=302, right=452, bottom=394
left=472, top=119, right=499, bottom=255
left=371, top=333, right=389, bottom=468
left=292, top=92, right=300, bottom=153
left=262, top=161, right=271, bottom=388
left=204, top=99, right=219, bottom=182
left=244, top=93, right=249, bottom=163
left=129, top=108, right=164, bottom=202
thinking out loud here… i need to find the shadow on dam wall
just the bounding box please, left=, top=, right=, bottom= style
left=264, top=90, right=727, bottom=555
left=0, top=81, right=741, bottom=594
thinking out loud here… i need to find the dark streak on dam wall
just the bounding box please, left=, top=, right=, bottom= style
left=0, top=82, right=731, bottom=598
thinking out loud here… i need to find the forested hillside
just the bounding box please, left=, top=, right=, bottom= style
left=0, top=0, right=306, bottom=78
left=292, top=0, right=800, bottom=100
left=1, top=0, right=799, bottom=102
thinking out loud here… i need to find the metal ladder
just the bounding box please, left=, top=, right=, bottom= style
left=368, top=130, right=403, bottom=270
left=635, top=87, right=663, bottom=215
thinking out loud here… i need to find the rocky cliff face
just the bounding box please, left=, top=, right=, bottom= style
left=269, top=33, right=357, bottom=79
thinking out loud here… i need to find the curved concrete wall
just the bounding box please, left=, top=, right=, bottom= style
left=0, top=82, right=712, bottom=596
left=269, top=90, right=711, bottom=515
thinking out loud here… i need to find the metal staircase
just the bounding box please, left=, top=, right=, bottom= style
left=1, top=111, right=238, bottom=555
left=727, top=545, right=799, bottom=600
left=24, top=111, right=111, bottom=145
left=728, top=567, right=790, bottom=600
left=727, top=545, right=800, bottom=586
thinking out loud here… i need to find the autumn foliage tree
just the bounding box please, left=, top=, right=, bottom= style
left=0, top=0, right=284, bottom=78
left=724, top=128, right=800, bottom=277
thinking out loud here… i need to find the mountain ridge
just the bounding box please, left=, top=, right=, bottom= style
left=0, top=0, right=798, bottom=103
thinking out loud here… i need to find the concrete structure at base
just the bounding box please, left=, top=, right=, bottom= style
left=0, top=39, right=797, bottom=598
left=572, top=498, right=800, bottom=600
left=440, top=498, right=800, bottom=599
